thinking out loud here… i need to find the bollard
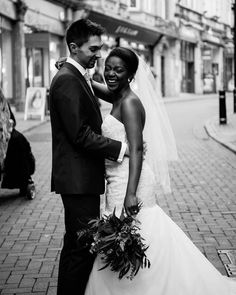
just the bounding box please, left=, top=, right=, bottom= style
left=219, top=90, right=227, bottom=125
left=234, top=88, right=236, bottom=113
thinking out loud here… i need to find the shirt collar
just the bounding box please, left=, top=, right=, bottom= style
left=66, top=57, right=87, bottom=76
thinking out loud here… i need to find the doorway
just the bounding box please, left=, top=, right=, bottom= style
left=25, top=48, right=44, bottom=88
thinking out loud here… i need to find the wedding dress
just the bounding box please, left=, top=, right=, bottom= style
left=85, top=114, right=236, bottom=295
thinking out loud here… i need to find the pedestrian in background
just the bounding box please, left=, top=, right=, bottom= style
left=0, top=88, right=12, bottom=179
left=1, top=104, right=36, bottom=199
left=0, top=92, right=36, bottom=200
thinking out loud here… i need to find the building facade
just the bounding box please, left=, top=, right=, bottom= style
left=0, top=0, right=234, bottom=110
left=174, top=0, right=234, bottom=95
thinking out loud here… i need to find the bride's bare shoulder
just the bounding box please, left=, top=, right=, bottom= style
left=121, top=92, right=145, bottom=117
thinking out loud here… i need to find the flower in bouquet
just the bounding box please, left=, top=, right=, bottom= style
left=77, top=206, right=150, bottom=280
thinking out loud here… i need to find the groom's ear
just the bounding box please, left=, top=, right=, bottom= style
left=69, top=42, right=78, bottom=53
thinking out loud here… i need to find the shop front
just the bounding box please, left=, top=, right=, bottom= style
left=0, top=15, right=13, bottom=101
left=180, top=40, right=195, bottom=93
left=179, top=26, right=199, bottom=94
left=86, top=10, right=165, bottom=71
left=223, top=44, right=234, bottom=92
left=201, top=32, right=224, bottom=94
left=25, top=32, right=63, bottom=89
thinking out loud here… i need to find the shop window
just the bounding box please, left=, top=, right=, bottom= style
left=129, top=0, right=140, bottom=10
left=25, top=48, right=44, bottom=88
left=180, top=41, right=194, bottom=62
left=0, top=26, right=13, bottom=99
left=180, top=41, right=195, bottom=93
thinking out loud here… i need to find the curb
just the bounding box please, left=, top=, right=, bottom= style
left=204, top=117, right=236, bottom=154
left=164, top=94, right=218, bottom=104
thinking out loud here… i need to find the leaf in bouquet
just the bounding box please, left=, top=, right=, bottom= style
left=97, top=241, right=115, bottom=253
left=100, top=232, right=117, bottom=241
left=132, top=261, right=141, bottom=277
left=118, top=263, right=131, bottom=279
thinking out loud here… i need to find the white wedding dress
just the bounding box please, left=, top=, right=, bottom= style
left=85, top=114, right=236, bottom=295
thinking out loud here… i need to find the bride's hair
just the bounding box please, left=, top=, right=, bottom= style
left=106, top=47, right=139, bottom=78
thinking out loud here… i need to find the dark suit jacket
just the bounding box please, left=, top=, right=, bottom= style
left=49, top=62, right=121, bottom=195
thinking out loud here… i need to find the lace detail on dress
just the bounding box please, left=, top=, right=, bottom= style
left=102, top=114, right=158, bottom=216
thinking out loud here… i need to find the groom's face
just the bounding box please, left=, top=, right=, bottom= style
left=72, top=35, right=103, bottom=69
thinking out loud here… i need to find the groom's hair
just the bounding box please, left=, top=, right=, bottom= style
left=66, top=18, right=105, bottom=50
left=107, top=47, right=139, bottom=77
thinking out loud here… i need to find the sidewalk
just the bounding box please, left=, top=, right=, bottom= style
left=13, top=112, right=49, bottom=133
left=204, top=113, right=236, bottom=154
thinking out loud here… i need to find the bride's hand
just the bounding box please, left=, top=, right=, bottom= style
left=124, top=193, right=139, bottom=216
left=55, top=57, right=67, bottom=70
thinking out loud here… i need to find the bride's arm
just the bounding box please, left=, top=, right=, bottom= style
left=121, top=97, right=145, bottom=216
left=91, top=80, right=113, bottom=103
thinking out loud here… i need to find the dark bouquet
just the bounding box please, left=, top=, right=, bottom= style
left=77, top=207, right=150, bottom=280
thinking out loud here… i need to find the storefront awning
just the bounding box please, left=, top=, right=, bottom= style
left=87, top=10, right=163, bottom=46
left=25, top=32, right=50, bottom=49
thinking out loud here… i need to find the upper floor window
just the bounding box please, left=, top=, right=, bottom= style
left=129, top=0, right=140, bottom=10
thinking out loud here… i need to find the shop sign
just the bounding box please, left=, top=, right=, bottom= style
left=88, top=10, right=162, bottom=45
left=202, top=32, right=222, bottom=45
left=25, top=33, right=50, bottom=49
left=179, top=26, right=198, bottom=43
left=202, top=48, right=212, bottom=60
left=115, top=25, right=138, bottom=37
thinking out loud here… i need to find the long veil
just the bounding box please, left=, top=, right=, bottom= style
left=130, top=57, right=178, bottom=193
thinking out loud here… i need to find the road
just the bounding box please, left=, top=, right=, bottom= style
left=0, top=94, right=235, bottom=294
left=166, top=93, right=234, bottom=142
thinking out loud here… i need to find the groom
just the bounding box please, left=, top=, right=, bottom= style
left=49, top=19, right=127, bottom=295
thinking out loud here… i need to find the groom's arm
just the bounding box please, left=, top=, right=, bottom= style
left=52, top=75, right=126, bottom=162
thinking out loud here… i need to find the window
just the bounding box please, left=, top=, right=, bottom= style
left=144, top=0, right=152, bottom=13
left=180, top=41, right=194, bottom=61
left=0, top=19, right=13, bottom=99
left=130, top=0, right=136, bottom=7
left=129, top=0, right=140, bottom=10
left=25, top=48, right=44, bottom=88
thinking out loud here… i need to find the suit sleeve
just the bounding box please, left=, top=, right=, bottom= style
left=52, top=75, right=122, bottom=160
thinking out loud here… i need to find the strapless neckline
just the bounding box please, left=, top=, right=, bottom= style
left=106, top=114, right=123, bottom=125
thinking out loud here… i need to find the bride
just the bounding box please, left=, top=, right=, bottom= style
left=84, top=47, right=236, bottom=295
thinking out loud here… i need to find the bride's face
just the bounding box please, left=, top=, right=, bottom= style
left=104, top=56, right=130, bottom=93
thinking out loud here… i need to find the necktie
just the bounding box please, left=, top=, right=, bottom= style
left=84, top=71, right=94, bottom=95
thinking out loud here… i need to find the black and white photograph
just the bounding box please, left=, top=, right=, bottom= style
left=0, top=0, right=236, bottom=294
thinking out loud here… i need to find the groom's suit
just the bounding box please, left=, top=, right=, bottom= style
left=49, top=62, right=123, bottom=295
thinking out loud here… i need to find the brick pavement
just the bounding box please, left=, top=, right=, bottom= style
left=0, top=117, right=236, bottom=294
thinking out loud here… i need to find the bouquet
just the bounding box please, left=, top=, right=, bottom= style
left=77, top=207, right=150, bottom=280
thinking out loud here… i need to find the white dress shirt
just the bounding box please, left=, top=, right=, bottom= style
left=66, top=57, right=127, bottom=163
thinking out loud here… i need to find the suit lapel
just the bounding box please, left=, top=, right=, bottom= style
left=64, top=63, right=102, bottom=122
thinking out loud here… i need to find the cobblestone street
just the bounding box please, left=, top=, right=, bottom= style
left=0, top=117, right=236, bottom=294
